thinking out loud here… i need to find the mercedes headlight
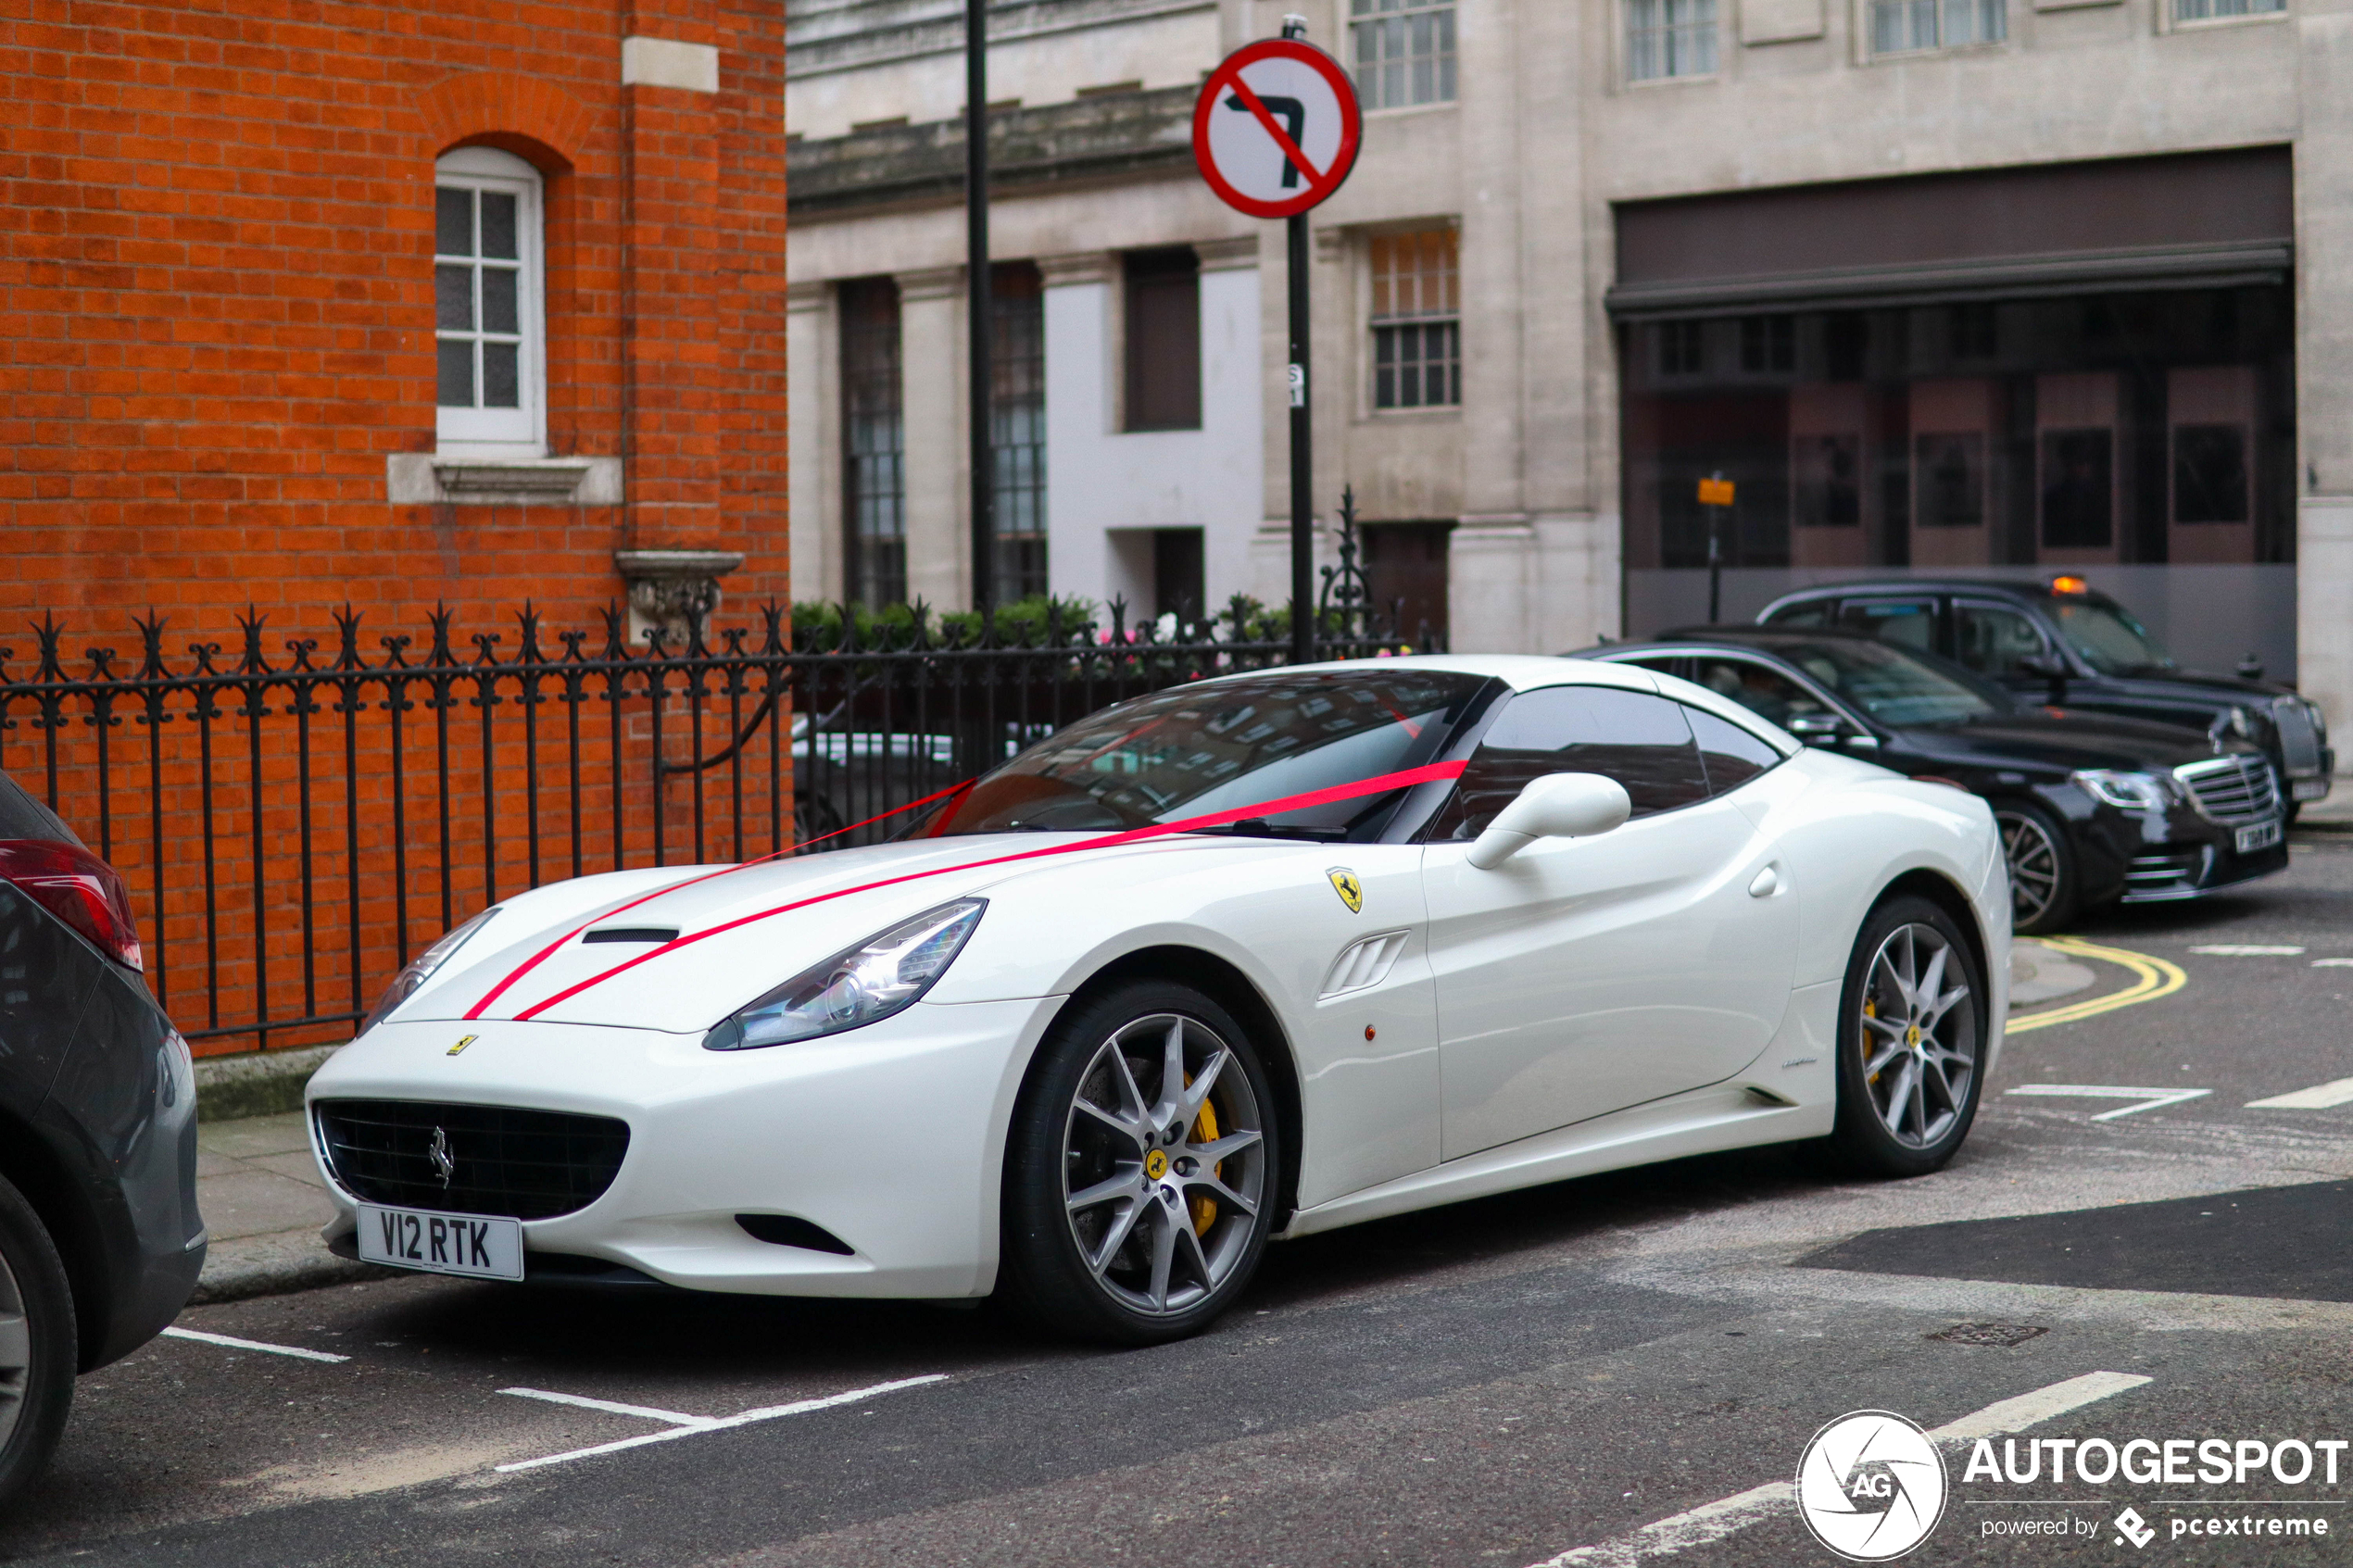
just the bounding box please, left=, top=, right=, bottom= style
left=703, top=899, right=986, bottom=1051
left=2309, top=700, right=2329, bottom=745
left=359, top=905, right=500, bottom=1034
left=2070, top=770, right=2182, bottom=812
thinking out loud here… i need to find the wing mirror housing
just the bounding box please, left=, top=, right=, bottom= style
left=1466, top=772, right=1632, bottom=870
left=1786, top=712, right=1845, bottom=745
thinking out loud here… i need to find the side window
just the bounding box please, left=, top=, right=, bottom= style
left=1954, top=601, right=2048, bottom=678
left=1686, top=707, right=1782, bottom=795
left=1689, top=656, right=1831, bottom=732
left=1439, top=686, right=1709, bottom=838
left=1839, top=598, right=1938, bottom=653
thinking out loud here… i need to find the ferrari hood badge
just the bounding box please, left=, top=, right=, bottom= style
left=1327, top=868, right=1364, bottom=914
left=447, top=1034, right=477, bottom=1057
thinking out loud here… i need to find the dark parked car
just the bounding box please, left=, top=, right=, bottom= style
left=1754, top=577, right=2333, bottom=814
left=0, top=773, right=201, bottom=1509
left=1576, top=629, right=2288, bottom=934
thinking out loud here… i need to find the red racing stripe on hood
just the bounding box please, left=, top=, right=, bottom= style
left=491, top=758, right=1466, bottom=1023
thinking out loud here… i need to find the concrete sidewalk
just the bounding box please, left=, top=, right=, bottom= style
left=191, top=1111, right=382, bottom=1303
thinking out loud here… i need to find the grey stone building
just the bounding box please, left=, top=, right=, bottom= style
left=786, top=0, right=2346, bottom=736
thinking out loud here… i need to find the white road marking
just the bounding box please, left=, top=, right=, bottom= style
left=2189, top=944, right=2305, bottom=956
left=498, top=1387, right=717, bottom=1427
left=493, top=1374, right=950, bottom=1473
left=2246, top=1076, right=2353, bottom=1110
left=160, top=1326, right=351, bottom=1363
left=2005, top=1084, right=2212, bottom=1121
left=1528, top=1372, right=2151, bottom=1567
left=2312, top=958, right=2353, bottom=968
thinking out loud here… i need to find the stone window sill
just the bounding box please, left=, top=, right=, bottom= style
left=387, top=455, right=624, bottom=506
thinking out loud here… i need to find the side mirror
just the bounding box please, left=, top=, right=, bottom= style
left=1466, top=772, right=1632, bottom=870
left=1786, top=712, right=1845, bottom=745
left=2018, top=653, right=2067, bottom=680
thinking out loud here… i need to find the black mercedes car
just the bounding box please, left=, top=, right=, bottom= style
left=1574, top=629, right=2288, bottom=934
left=1753, top=577, right=2333, bottom=814
left=0, top=771, right=203, bottom=1509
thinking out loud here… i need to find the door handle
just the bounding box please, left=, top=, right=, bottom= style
left=1748, top=864, right=1780, bottom=898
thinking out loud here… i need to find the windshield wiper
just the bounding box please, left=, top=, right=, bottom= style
left=1190, top=818, right=1348, bottom=842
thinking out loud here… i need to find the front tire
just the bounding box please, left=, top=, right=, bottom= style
left=1000, top=981, right=1278, bottom=1345
left=1994, top=804, right=2076, bottom=935
left=1826, top=896, right=1987, bottom=1178
left=0, top=1173, right=76, bottom=1512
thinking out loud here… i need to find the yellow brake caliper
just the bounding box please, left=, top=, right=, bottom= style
left=1189, top=1093, right=1220, bottom=1236
left=1864, top=998, right=1880, bottom=1085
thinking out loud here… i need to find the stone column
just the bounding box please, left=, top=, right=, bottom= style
left=1038, top=251, right=1115, bottom=610
left=786, top=280, right=839, bottom=604
left=2298, top=7, right=2353, bottom=756
left=896, top=265, right=969, bottom=612
left=1454, top=0, right=1526, bottom=534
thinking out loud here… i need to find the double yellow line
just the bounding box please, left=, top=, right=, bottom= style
left=2005, top=935, right=2188, bottom=1035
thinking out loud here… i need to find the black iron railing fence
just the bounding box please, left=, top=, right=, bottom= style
left=0, top=591, right=1428, bottom=1055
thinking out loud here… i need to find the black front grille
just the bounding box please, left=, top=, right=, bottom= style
left=314, top=1099, right=630, bottom=1220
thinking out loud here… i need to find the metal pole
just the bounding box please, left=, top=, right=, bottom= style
left=1705, top=470, right=1725, bottom=623
left=1288, top=210, right=1313, bottom=664
left=965, top=0, right=994, bottom=613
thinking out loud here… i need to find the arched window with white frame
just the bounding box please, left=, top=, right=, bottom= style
left=434, top=147, right=545, bottom=455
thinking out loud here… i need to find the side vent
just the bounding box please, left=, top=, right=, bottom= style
left=1321, top=930, right=1410, bottom=999
left=736, top=1213, right=856, bottom=1255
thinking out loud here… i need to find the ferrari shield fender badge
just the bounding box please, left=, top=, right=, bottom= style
left=447, top=1034, right=478, bottom=1057
left=1327, top=868, right=1364, bottom=914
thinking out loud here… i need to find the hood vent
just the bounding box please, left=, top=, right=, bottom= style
left=583, top=926, right=680, bottom=945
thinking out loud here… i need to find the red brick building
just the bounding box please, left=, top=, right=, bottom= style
left=0, top=3, right=793, bottom=1053
left=4, top=0, right=790, bottom=633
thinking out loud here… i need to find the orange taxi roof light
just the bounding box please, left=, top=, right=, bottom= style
left=2048, top=574, right=2089, bottom=596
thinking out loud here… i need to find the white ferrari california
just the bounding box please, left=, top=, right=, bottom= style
left=308, top=654, right=2008, bottom=1343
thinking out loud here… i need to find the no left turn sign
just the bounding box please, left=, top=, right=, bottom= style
left=1192, top=38, right=1362, bottom=220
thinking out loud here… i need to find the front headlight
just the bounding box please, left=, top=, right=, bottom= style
left=359, top=906, right=500, bottom=1035
left=2070, top=769, right=2181, bottom=812
left=703, top=899, right=986, bottom=1052
left=2309, top=700, right=2329, bottom=745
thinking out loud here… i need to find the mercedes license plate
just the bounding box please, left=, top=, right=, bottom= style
left=2235, top=819, right=2284, bottom=854
left=357, top=1204, right=523, bottom=1281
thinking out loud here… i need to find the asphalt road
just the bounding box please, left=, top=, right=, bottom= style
left=12, top=833, right=2353, bottom=1567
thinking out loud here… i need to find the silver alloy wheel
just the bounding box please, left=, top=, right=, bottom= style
left=0, top=1242, right=24, bottom=1455
left=1996, top=810, right=2062, bottom=928
left=1060, top=1012, right=1266, bottom=1316
left=1858, top=922, right=1979, bottom=1149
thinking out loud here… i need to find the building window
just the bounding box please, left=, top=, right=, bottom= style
left=1626, top=0, right=1718, bottom=82
left=1741, top=317, right=1793, bottom=374
left=434, top=147, right=544, bottom=455
left=1869, top=0, right=2006, bottom=55
left=1370, top=230, right=1460, bottom=409
left=991, top=263, right=1049, bottom=602
left=839, top=277, right=906, bottom=607
left=1124, top=248, right=1201, bottom=432
left=1351, top=0, right=1456, bottom=110
left=2174, top=0, right=2284, bottom=17
left=1657, top=319, right=1705, bottom=378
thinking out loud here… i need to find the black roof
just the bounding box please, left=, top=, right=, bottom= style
left=1760, top=578, right=2116, bottom=608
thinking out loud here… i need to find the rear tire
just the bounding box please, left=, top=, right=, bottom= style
left=1994, top=804, right=2076, bottom=935
left=1000, top=981, right=1279, bottom=1346
left=0, top=1173, right=76, bottom=1512
left=1826, top=896, right=1987, bottom=1178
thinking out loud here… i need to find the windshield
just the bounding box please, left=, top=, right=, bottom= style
left=914, top=671, right=1490, bottom=841
left=1773, top=639, right=2007, bottom=729
left=2052, top=599, right=2175, bottom=674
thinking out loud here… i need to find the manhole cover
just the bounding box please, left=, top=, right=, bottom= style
left=1928, top=1322, right=2047, bottom=1348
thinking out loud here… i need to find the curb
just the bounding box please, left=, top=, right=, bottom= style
left=190, top=1228, right=396, bottom=1305
left=194, top=1042, right=344, bottom=1123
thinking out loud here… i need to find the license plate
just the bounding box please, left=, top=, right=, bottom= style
left=2236, top=819, right=2284, bottom=854
left=2293, top=777, right=2329, bottom=802
left=357, top=1204, right=523, bottom=1281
